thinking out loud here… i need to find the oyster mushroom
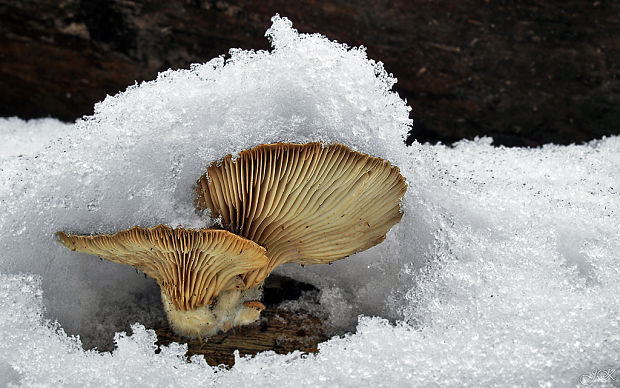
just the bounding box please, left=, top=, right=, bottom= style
left=57, top=225, right=269, bottom=338
left=196, top=142, right=407, bottom=287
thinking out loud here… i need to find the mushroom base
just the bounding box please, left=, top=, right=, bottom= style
left=161, top=287, right=265, bottom=339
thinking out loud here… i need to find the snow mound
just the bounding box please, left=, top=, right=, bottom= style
left=0, top=15, right=618, bottom=387
left=0, top=15, right=410, bottom=347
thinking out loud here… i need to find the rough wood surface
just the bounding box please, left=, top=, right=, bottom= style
left=154, top=308, right=326, bottom=367
left=141, top=274, right=326, bottom=367
left=2, top=1, right=619, bottom=146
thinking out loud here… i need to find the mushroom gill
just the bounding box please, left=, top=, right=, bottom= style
left=196, top=142, right=407, bottom=287
left=57, top=225, right=269, bottom=338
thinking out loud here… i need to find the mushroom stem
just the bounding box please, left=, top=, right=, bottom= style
left=161, top=284, right=265, bottom=338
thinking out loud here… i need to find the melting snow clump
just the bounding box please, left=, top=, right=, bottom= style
left=0, top=15, right=618, bottom=387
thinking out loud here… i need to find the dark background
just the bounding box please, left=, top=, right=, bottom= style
left=1, top=0, right=619, bottom=146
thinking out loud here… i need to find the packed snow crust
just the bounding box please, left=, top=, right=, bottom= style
left=0, top=15, right=618, bottom=387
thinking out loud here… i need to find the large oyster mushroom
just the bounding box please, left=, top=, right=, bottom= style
left=58, top=143, right=406, bottom=340
left=196, top=142, right=407, bottom=287
left=58, top=225, right=269, bottom=338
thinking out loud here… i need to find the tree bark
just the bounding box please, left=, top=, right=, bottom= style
left=155, top=309, right=326, bottom=367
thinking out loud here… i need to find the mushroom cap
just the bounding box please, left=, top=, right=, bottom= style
left=57, top=225, right=269, bottom=311
left=196, top=142, right=407, bottom=286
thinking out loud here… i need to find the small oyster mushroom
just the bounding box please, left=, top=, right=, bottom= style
left=196, top=142, right=407, bottom=287
left=57, top=225, right=269, bottom=339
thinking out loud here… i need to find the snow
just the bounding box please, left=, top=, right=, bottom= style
left=0, top=14, right=618, bottom=387
left=0, top=117, right=72, bottom=161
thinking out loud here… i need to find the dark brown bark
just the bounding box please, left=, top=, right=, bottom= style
left=1, top=0, right=619, bottom=146
left=155, top=309, right=326, bottom=367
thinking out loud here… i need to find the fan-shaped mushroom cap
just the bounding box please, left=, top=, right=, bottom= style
left=196, top=142, right=407, bottom=286
left=57, top=225, right=269, bottom=311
